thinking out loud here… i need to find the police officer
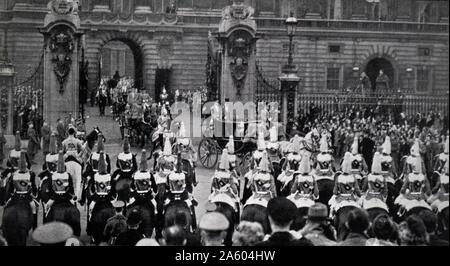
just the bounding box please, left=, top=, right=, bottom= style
left=198, top=212, right=229, bottom=246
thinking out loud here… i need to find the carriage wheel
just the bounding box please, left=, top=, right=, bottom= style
left=198, top=138, right=218, bottom=169
left=240, top=152, right=252, bottom=176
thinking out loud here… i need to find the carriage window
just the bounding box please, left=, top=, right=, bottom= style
left=326, top=67, right=341, bottom=90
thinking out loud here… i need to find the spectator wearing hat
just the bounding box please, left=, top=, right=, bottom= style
left=115, top=209, right=145, bottom=246
left=418, top=210, right=449, bottom=246
left=32, top=222, right=73, bottom=246
left=162, top=226, right=187, bottom=246
left=299, top=203, right=337, bottom=246
left=338, top=208, right=370, bottom=246
left=27, top=122, right=39, bottom=164
left=366, top=214, right=399, bottom=246
left=256, top=197, right=314, bottom=246
left=103, top=200, right=128, bottom=246
left=232, top=221, right=265, bottom=246
left=40, top=121, right=51, bottom=157
left=198, top=212, right=229, bottom=246
left=136, top=238, right=160, bottom=246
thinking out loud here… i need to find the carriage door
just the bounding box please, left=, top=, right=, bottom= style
left=155, top=68, right=172, bottom=103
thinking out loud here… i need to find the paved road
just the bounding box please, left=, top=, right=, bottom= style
left=0, top=106, right=215, bottom=245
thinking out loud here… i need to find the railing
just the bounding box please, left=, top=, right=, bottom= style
left=255, top=62, right=280, bottom=104
left=297, top=91, right=449, bottom=117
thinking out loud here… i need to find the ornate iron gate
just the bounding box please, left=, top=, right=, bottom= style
left=255, top=62, right=280, bottom=104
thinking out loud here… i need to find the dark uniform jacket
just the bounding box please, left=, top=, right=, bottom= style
left=114, top=228, right=145, bottom=246
left=103, top=214, right=128, bottom=244
left=256, top=232, right=314, bottom=247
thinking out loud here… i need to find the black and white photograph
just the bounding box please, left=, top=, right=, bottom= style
left=0, top=0, right=448, bottom=251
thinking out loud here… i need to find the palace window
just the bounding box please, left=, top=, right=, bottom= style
left=416, top=68, right=431, bottom=92
left=418, top=47, right=432, bottom=57
left=328, top=44, right=341, bottom=53
left=326, top=67, right=341, bottom=90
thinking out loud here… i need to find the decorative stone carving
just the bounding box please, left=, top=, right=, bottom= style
left=222, top=0, right=254, bottom=20
left=49, top=30, right=74, bottom=93
left=228, top=31, right=252, bottom=96
left=157, top=37, right=173, bottom=68
left=48, top=0, right=79, bottom=15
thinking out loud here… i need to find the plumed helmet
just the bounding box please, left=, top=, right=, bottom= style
left=178, top=122, right=186, bottom=138
left=139, top=150, right=148, bottom=172
left=161, top=105, right=168, bottom=116
left=382, top=136, right=391, bottom=155
left=258, top=151, right=270, bottom=173
left=319, top=134, right=329, bottom=153
left=218, top=149, right=230, bottom=171
left=122, top=135, right=131, bottom=153
left=410, top=139, right=420, bottom=157
left=97, top=134, right=105, bottom=153
left=97, top=151, right=107, bottom=175
left=18, top=150, right=28, bottom=173
left=163, top=137, right=172, bottom=156
left=226, top=136, right=235, bottom=155
left=257, top=130, right=266, bottom=151
left=299, top=154, right=311, bottom=174
left=371, top=152, right=382, bottom=174
left=351, top=135, right=359, bottom=155
left=289, top=136, right=302, bottom=154
left=341, top=152, right=352, bottom=174
left=14, top=131, right=21, bottom=151
left=57, top=150, right=66, bottom=173
left=444, top=135, right=449, bottom=154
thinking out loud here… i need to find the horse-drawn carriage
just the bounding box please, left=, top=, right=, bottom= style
left=198, top=119, right=259, bottom=173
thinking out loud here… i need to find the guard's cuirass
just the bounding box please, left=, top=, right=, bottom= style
left=294, top=174, right=315, bottom=196
left=407, top=173, right=426, bottom=194
left=367, top=174, right=385, bottom=194
left=12, top=171, right=31, bottom=194
left=52, top=172, right=70, bottom=195
left=134, top=171, right=152, bottom=194
left=94, top=173, right=111, bottom=196
left=118, top=153, right=133, bottom=172
left=337, top=174, right=356, bottom=195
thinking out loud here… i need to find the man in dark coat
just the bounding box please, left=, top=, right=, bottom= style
left=337, top=208, right=370, bottom=246
left=360, top=131, right=375, bottom=170
left=27, top=122, right=39, bottom=164
left=56, top=118, right=67, bottom=147
left=114, top=209, right=145, bottom=246
left=103, top=201, right=128, bottom=245
left=256, top=197, right=314, bottom=246
left=40, top=121, right=51, bottom=157
left=418, top=210, right=449, bottom=246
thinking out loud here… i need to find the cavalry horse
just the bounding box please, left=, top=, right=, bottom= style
left=39, top=177, right=81, bottom=237
left=1, top=195, right=34, bottom=246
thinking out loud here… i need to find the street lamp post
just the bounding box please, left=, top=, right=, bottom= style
left=279, top=13, right=301, bottom=135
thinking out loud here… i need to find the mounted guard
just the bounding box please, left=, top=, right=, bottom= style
left=277, top=137, right=302, bottom=196
left=313, top=134, right=336, bottom=207
left=395, top=152, right=432, bottom=219
left=128, top=149, right=158, bottom=237
left=401, top=139, right=426, bottom=179
left=428, top=159, right=449, bottom=216
left=210, top=149, right=241, bottom=212
left=349, top=134, right=368, bottom=190
left=1, top=150, right=38, bottom=246
left=266, top=126, right=282, bottom=180
left=62, top=124, right=84, bottom=202
left=112, top=135, right=137, bottom=203
left=287, top=152, right=319, bottom=209
left=1, top=132, right=30, bottom=205
left=434, top=136, right=449, bottom=174
left=380, top=136, right=399, bottom=215
left=173, top=122, right=198, bottom=193
left=360, top=152, right=389, bottom=220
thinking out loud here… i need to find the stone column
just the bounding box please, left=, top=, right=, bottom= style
left=40, top=0, right=84, bottom=124
left=334, top=0, right=342, bottom=19
left=93, top=0, right=111, bottom=12
left=135, top=0, right=152, bottom=13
